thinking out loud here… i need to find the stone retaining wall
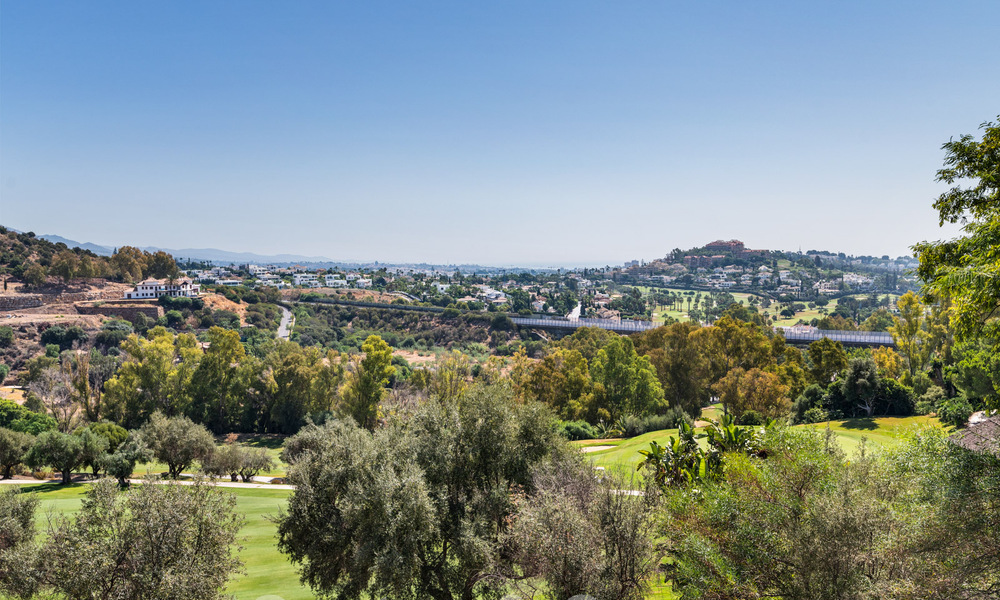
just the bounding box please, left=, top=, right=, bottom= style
left=0, top=295, right=44, bottom=311
left=75, top=301, right=162, bottom=322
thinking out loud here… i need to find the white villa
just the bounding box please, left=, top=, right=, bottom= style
left=124, top=278, right=201, bottom=300
left=293, top=273, right=320, bottom=287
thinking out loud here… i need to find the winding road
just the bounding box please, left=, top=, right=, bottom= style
left=277, top=305, right=294, bottom=340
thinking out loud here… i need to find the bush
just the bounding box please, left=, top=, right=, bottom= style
left=802, top=407, right=829, bottom=424
left=739, top=410, right=766, bottom=426
left=911, top=371, right=933, bottom=397
left=491, top=314, right=513, bottom=331
left=165, top=310, right=185, bottom=328
left=0, top=326, right=12, bottom=348
left=0, top=365, right=8, bottom=383
left=44, top=344, right=61, bottom=358
left=613, top=407, right=692, bottom=438
left=938, top=396, right=974, bottom=428
left=914, top=399, right=936, bottom=416
left=921, top=385, right=946, bottom=406
left=40, top=325, right=87, bottom=351
left=556, top=420, right=598, bottom=441
left=645, top=406, right=693, bottom=432
left=792, top=384, right=826, bottom=423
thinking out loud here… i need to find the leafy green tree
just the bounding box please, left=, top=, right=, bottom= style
left=888, top=291, right=930, bottom=378
left=109, top=246, right=145, bottom=282
left=20, top=263, right=46, bottom=287
left=201, top=440, right=245, bottom=482
left=276, top=385, right=560, bottom=600
left=104, top=328, right=201, bottom=428
left=559, top=327, right=617, bottom=362
left=145, top=250, right=180, bottom=280
left=100, top=437, right=152, bottom=487
left=34, top=478, right=244, bottom=599
left=50, top=251, right=79, bottom=283
left=24, top=430, right=84, bottom=484
left=255, top=342, right=344, bottom=434
left=74, top=427, right=110, bottom=476
left=589, top=336, right=666, bottom=421
left=86, top=421, right=128, bottom=453
left=0, top=428, right=34, bottom=479
left=341, top=334, right=395, bottom=430
left=692, top=316, right=774, bottom=385
left=138, top=412, right=215, bottom=479
left=634, top=322, right=710, bottom=419
left=841, top=355, right=883, bottom=417
left=186, top=327, right=252, bottom=433
left=0, top=400, right=56, bottom=435
left=807, top=337, right=849, bottom=384
left=711, top=367, right=790, bottom=421
left=914, top=118, right=1000, bottom=342
left=522, top=348, right=594, bottom=420
left=237, top=446, right=273, bottom=482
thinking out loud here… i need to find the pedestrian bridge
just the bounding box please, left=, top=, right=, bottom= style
left=511, top=317, right=895, bottom=347
left=777, top=328, right=894, bottom=347
left=510, top=316, right=657, bottom=334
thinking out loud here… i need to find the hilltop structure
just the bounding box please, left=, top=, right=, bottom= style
left=123, top=278, right=200, bottom=300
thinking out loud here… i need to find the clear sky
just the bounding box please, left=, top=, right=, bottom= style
left=2, top=1, right=996, bottom=266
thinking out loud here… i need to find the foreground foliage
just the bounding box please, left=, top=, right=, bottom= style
left=659, top=427, right=1000, bottom=599
left=0, top=479, right=245, bottom=600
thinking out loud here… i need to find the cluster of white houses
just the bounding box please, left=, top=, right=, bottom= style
left=123, top=278, right=201, bottom=300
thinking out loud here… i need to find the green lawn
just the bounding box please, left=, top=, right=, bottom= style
left=10, top=483, right=310, bottom=600
left=576, top=410, right=947, bottom=472
left=800, top=414, right=946, bottom=453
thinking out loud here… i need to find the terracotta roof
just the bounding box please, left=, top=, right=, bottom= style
left=950, top=415, right=1000, bottom=456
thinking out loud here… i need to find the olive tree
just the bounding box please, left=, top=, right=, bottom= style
left=139, top=412, right=215, bottom=479
left=23, top=430, right=83, bottom=484
left=0, top=428, right=34, bottom=479
left=101, top=437, right=152, bottom=487
left=28, top=478, right=244, bottom=599
left=276, top=384, right=561, bottom=600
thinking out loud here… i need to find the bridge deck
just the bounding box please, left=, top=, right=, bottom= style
left=511, top=317, right=894, bottom=346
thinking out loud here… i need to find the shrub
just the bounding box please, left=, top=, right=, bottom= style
left=920, top=385, right=946, bottom=406
left=792, top=384, right=826, bottom=423
left=165, top=310, right=184, bottom=328
left=739, top=409, right=766, bottom=426
left=45, top=344, right=60, bottom=358
left=914, top=399, right=935, bottom=416
left=0, top=365, right=8, bottom=383
left=557, top=420, right=598, bottom=441
left=0, top=326, right=13, bottom=348
left=802, top=407, right=829, bottom=424
left=938, top=396, right=974, bottom=428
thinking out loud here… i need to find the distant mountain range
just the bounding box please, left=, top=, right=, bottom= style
left=39, top=234, right=337, bottom=265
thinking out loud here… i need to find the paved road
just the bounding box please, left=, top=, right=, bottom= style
left=277, top=305, right=294, bottom=339
left=567, top=302, right=581, bottom=319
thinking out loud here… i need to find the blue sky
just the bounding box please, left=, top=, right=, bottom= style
left=2, top=1, right=996, bottom=266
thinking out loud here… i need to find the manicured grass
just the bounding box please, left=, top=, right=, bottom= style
left=575, top=413, right=948, bottom=472
left=9, top=483, right=310, bottom=600
left=801, top=414, right=947, bottom=454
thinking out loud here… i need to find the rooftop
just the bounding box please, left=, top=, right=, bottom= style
left=950, top=414, right=1000, bottom=456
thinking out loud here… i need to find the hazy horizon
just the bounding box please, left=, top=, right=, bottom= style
left=3, top=2, right=991, bottom=264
